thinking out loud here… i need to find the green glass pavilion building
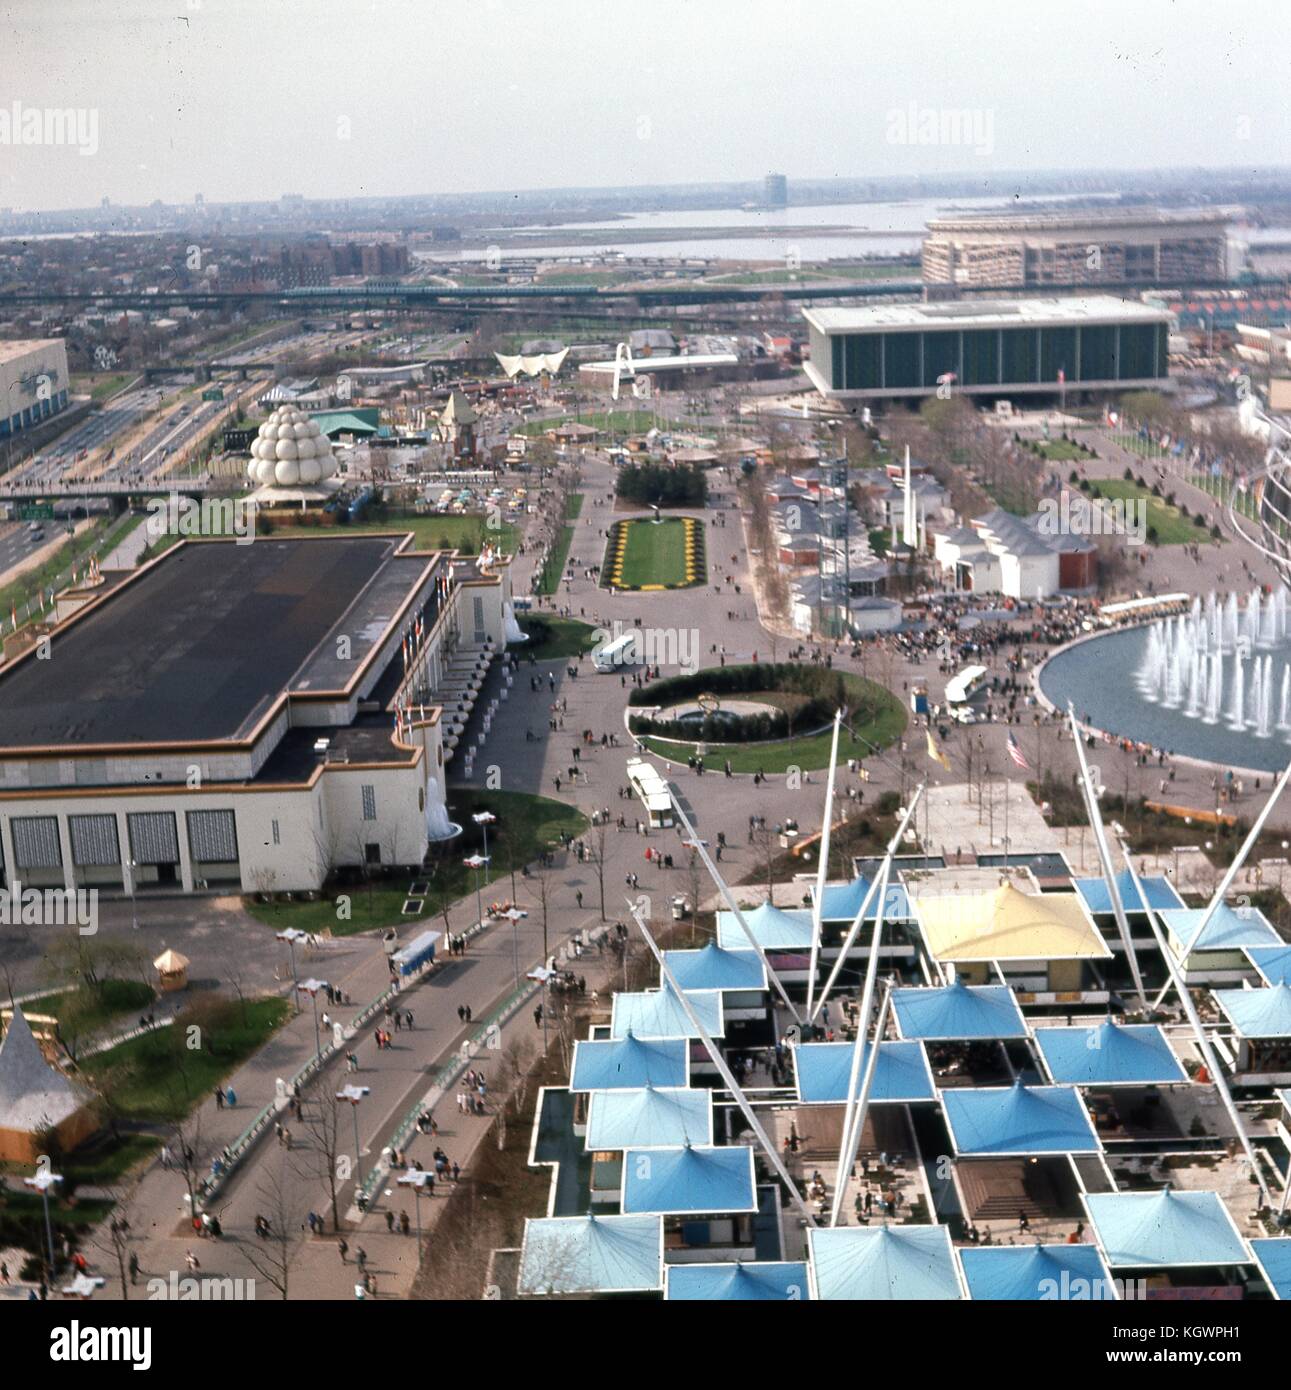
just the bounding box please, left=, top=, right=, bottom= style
left=803, top=295, right=1171, bottom=403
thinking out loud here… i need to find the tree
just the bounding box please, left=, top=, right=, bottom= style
left=239, top=1151, right=303, bottom=1301
left=295, top=1091, right=346, bottom=1233
left=588, top=822, right=609, bottom=922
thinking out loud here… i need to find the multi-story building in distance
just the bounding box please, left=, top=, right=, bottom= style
left=922, top=207, right=1232, bottom=288
left=0, top=338, right=70, bottom=441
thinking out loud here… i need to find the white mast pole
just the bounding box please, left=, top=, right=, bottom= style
left=807, top=711, right=843, bottom=1017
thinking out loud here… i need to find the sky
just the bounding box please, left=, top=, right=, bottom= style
left=0, top=0, right=1288, bottom=212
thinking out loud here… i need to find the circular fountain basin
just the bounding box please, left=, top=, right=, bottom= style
left=426, top=821, right=464, bottom=843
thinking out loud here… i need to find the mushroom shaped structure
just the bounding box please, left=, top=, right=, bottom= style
left=246, top=408, right=341, bottom=488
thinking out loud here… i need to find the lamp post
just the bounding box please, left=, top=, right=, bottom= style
left=464, top=853, right=489, bottom=930
left=127, top=858, right=139, bottom=931
left=472, top=810, right=496, bottom=866
left=396, top=1169, right=430, bottom=1265
left=298, top=978, right=330, bottom=1060
left=502, top=906, right=528, bottom=989
left=24, top=1169, right=62, bottom=1279
left=337, top=1083, right=370, bottom=1192
left=276, top=928, right=303, bottom=1005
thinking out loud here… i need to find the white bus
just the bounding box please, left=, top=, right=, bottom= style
left=592, top=632, right=638, bottom=673
left=626, top=757, right=674, bottom=829
left=944, top=664, right=988, bottom=723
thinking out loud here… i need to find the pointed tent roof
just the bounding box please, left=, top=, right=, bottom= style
left=569, top=1032, right=689, bottom=1092
left=941, top=1080, right=1101, bottom=1156
left=816, top=876, right=912, bottom=923
left=1073, top=871, right=1183, bottom=916
left=809, top=1224, right=963, bottom=1301
left=153, top=948, right=189, bottom=972
left=621, top=1143, right=757, bottom=1215
left=715, top=901, right=814, bottom=951
left=438, top=390, right=478, bottom=428
left=0, top=1006, right=90, bottom=1133
left=1034, top=1020, right=1188, bottom=1087
left=584, top=1084, right=714, bottom=1151
left=891, top=979, right=1029, bottom=1041
left=792, top=1040, right=936, bottom=1105
left=662, top=942, right=767, bottom=993
left=1212, top=979, right=1291, bottom=1039
left=1159, top=903, right=1282, bottom=954
left=1084, top=1190, right=1251, bottom=1268
left=914, top=882, right=1110, bottom=963
left=665, top=1261, right=812, bottom=1301
left=610, top=986, right=724, bottom=1040
left=958, top=1243, right=1117, bottom=1301
left=1250, top=1238, right=1291, bottom=1300
left=518, top=1213, right=663, bottom=1295
left=1247, top=944, right=1291, bottom=986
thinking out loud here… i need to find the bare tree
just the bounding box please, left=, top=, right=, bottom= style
left=293, top=1091, right=346, bottom=1233
left=238, top=1151, right=304, bottom=1300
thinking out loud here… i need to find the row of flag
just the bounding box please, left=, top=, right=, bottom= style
left=925, top=729, right=1030, bottom=772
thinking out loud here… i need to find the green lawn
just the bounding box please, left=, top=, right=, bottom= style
left=82, top=998, right=291, bottom=1121
left=0, top=514, right=121, bottom=617
left=518, top=614, right=598, bottom=660
left=708, top=263, right=916, bottom=286
left=642, top=673, right=906, bottom=774
left=606, top=517, right=704, bottom=589
left=245, top=790, right=588, bottom=936
left=538, top=523, right=575, bottom=595
left=27, top=978, right=157, bottom=1039
left=70, top=372, right=136, bottom=401
left=565, top=492, right=585, bottom=520
left=1084, top=478, right=1198, bottom=545
left=517, top=410, right=657, bottom=437
left=1029, top=439, right=1092, bottom=461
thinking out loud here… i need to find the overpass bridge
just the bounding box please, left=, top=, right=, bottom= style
left=0, top=474, right=229, bottom=503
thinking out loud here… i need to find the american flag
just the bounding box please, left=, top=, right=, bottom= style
left=1007, top=733, right=1030, bottom=770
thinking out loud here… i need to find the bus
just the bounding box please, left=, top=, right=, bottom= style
left=944, top=664, right=988, bottom=723
left=626, top=757, right=674, bottom=829
left=592, top=632, right=638, bottom=673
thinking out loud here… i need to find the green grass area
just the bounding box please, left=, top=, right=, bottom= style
left=1084, top=478, right=1198, bottom=544
left=565, top=492, right=584, bottom=521
left=27, top=978, right=157, bottom=1040
left=536, top=269, right=636, bottom=287
left=0, top=514, right=120, bottom=617
left=708, top=262, right=916, bottom=286
left=517, top=410, right=657, bottom=437
left=82, top=998, right=291, bottom=1121
left=1029, top=438, right=1092, bottom=461
left=642, top=673, right=906, bottom=774
left=538, top=523, right=575, bottom=596
left=607, top=517, right=704, bottom=589
left=868, top=527, right=891, bottom=557
left=517, top=614, right=598, bottom=660
left=245, top=789, right=589, bottom=937
left=70, top=371, right=136, bottom=401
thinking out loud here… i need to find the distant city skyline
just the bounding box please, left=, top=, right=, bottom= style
left=2, top=0, right=1289, bottom=214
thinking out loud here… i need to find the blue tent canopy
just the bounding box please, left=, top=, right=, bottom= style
left=518, top=1213, right=663, bottom=1295
left=958, top=1243, right=1117, bottom=1301
left=1213, top=980, right=1291, bottom=1039
left=1159, top=904, right=1282, bottom=954
left=1084, top=1190, right=1251, bottom=1268
left=610, top=986, right=724, bottom=1040
left=1034, top=1021, right=1188, bottom=1087
left=663, top=943, right=767, bottom=993
left=1073, top=871, right=1182, bottom=916
left=892, top=979, right=1029, bottom=1041
left=793, top=1040, right=935, bottom=1105
left=666, top=1261, right=811, bottom=1301
left=1247, top=945, right=1291, bottom=986
left=570, top=1033, right=689, bottom=1092
left=941, top=1081, right=1100, bottom=1156
left=716, top=901, right=813, bottom=951
left=585, top=1085, right=713, bottom=1151
left=621, top=1143, right=757, bottom=1215
left=1250, top=1238, right=1291, bottom=1300
left=816, top=876, right=912, bottom=923
left=809, top=1224, right=963, bottom=1301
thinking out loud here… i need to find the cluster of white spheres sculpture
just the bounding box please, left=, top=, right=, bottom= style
left=246, top=408, right=340, bottom=488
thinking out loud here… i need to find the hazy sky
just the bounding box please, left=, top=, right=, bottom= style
left=1, top=0, right=1288, bottom=212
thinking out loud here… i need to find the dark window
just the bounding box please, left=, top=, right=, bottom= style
left=1042, top=326, right=1079, bottom=382
left=961, top=330, right=999, bottom=386
left=1078, top=325, right=1117, bottom=381
left=883, top=333, right=920, bottom=390
left=1000, top=329, right=1038, bottom=384
left=921, top=330, right=960, bottom=388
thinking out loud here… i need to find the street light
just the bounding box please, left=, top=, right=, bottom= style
left=464, top=853, right=489, bottom=929
left=276, top=928, right=305, bottom=1003
left=298, top=978, right=330, bottom=1060
left=24, top=1168, right=62, bottom=1278
left=472, top=810, right=496, bottom=864
left=337, top=1083, right=370, bottom=1192
left=501, top=906, right=528, bottom=989
left=396, top=1169, right=431, bottom=1265
left=127, top=858, right=139, bottom=930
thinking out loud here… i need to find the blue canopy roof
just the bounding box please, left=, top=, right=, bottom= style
left=1250, top=1238, right=1291, bottom=1300
left=941, top=1081, right=1100, bottom=1156
left=518, top=1214, right=663, bottom=1295
left=570, top=1033, right=689, bottom=1092
left=816, top=876, right=912, bottom=923
left=891, top=980, right=1029, bottom=1041
left=1034, top=1021, right=1188, bottom=1087
left=716, top=901, right=814, bottom=951
left=585, top=1085, right=713, bottom=1151
left=1084, top=1190, right=1251, bottom=1268
left=1213, top=980, right=1291, bottom=1039
left=621, top=1143, right=757, bottom=1215
left=1159, top=904, right=1282, bottom=954
left=666, top=1261, right=812, bottom=1301
left=1073, top=871, right=1182, bottom=916
left=1246, top=944, right=1291, bottom=987
left=663, top=943, right=767, bottom=993
left=809, top=1225, right=962, bottom=1301
left=610, top=986, right=724, bottom=1040
left=793, top=1040, right=935, bottom=1105
left=958, top=1243, right=1117, bottom=1300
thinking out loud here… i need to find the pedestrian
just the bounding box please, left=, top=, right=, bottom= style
left=400, top=1211, right=410, bottom=1236
left=128, top=1253, right=139, bottom=1285
left=385, top=1210, right=395, bottom=1233
left=338, top=1238, right=349, bottom=1263
left=214, top=1085, right=224, bottom=1110
left=185, top=1249, right=200, bottom=1273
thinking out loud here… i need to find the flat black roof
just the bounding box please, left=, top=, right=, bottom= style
left=0, top=536, right=400, bottom=749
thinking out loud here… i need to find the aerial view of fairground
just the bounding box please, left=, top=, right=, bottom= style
left=2, top=0, right=1291, bottom=1358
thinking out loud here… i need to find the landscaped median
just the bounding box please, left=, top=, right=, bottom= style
left=629, top=663, right=906, bottom=774
left=602, top=515, right=706, bottom=590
